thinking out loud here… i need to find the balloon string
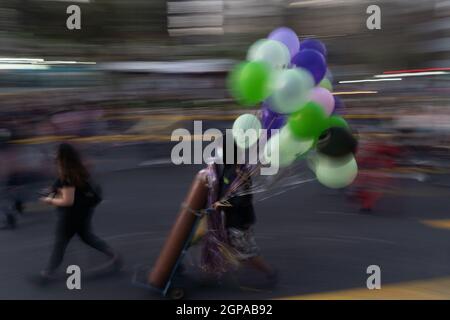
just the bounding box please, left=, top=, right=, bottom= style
left=220, top=164, right=261, bottom=202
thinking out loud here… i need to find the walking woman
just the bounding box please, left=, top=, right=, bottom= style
left=40, top=143, right=120, bottom=279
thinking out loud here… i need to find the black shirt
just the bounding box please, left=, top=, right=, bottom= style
left=52, top=179, right=92, bottom=214
left=219, top=165, right=256, bottom=230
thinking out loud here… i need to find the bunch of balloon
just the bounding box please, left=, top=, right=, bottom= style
left=227, top=27, right=357, bottom=189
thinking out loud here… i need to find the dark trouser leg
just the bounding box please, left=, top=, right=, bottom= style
left=77, top=211, right=115, bottom=258
left=14, top=199, right=24, bottom=214
left=46, top=221, right=76, bottom=272
left=1, top=194, right=16, bottom=229
left=0, top=186, right=17, bottom=229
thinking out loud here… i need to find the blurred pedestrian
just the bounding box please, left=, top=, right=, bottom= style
left=0, top=133, right=23, bottom=230
left=1, top=123, right=55, bottom=230
left=40, top=143, right=120, bottom=279
left=353, top=136, right=402, bottom=212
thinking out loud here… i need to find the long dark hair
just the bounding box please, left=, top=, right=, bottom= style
left=56, top=143, right=90, bottom=187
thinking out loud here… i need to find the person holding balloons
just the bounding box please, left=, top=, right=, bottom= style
left=206, top=137, right=278, bottom=284
left=199, top=27, right=360, bottom=289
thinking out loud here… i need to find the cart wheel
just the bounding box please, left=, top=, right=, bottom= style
left=168, top=287, right=185, bottom=300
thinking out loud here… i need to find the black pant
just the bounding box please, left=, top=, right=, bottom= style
left=47, top=208, right=115, bottom=272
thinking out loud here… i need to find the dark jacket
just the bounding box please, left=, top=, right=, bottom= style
left=218, top=164, right=255, bottom=230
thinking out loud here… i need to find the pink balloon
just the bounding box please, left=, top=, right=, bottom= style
left=309, top=87, right=334, bottom=115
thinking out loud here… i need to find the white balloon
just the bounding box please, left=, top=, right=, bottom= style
left=247, top=39, right=290, bottom=70
left=314, top=154, right=358, bottom=189
left=271, top=68, right=315, bottom=114
left=232, top=114, right=262, bottom=149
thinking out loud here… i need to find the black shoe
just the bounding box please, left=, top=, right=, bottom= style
left=38, top=270, right=59, bottom=283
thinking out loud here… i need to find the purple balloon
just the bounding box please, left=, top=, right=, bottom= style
left=261, top=102, right=286, bottom=138
left=300, top=38, right=327, bottom=57
left=291, top=49, right=327, bottom=85
left=268, top=27, right=300, bottom=58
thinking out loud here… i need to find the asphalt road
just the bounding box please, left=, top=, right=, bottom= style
left=1, top=163, right=450, bottom=300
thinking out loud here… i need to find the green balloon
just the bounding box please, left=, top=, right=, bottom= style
left=319, top=78, right=333, bottom=91
left=228, top=61, right=271, bottom=106
left=328, top=116, right=349, bottom=129
left=314, top=154, right=358, bottom=189
left=288, top=102, right=327, bottom=140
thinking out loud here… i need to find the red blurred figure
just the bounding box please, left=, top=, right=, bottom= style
left=353, top=137, right=402, bottom=212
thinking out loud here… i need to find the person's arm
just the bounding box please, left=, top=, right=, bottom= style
left=212, top=200, right=232, bottom=210
left=41, top=187, right=75, bottom=207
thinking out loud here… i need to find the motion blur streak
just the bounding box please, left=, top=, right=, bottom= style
left=375, top=71, right=449, bottom=78
left=339, top=79, right=402, bottom=84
